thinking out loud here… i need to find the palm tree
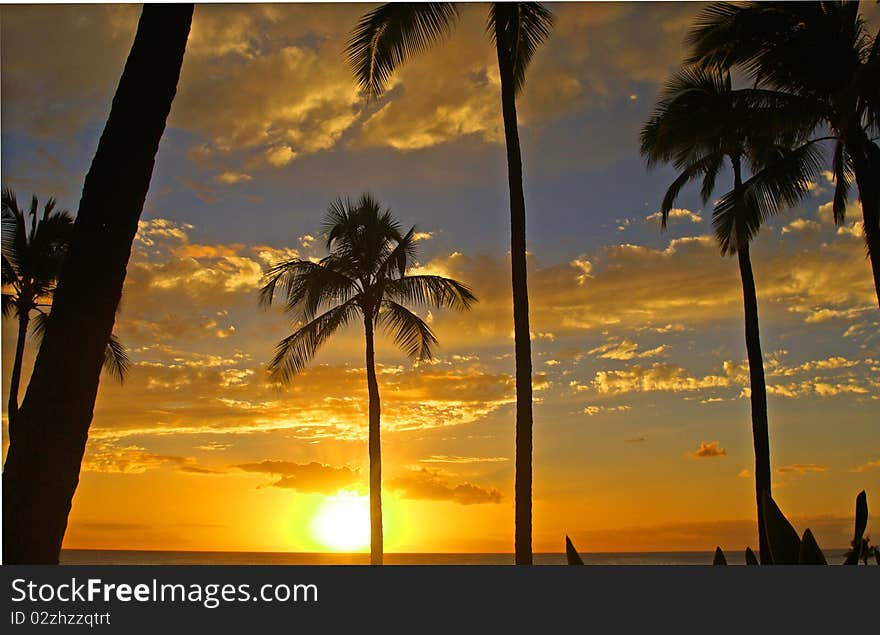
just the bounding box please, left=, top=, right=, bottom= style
left=2, top=191, right=72, bottom=431
left=259, top=194, right=476, bottom=565
left=2, top=190, right=131, bottom=442
left=346, top=1, right=552, bottom=565
left=641, top=67, right=822, bottom=563
left=2, top=4, right=193, bottom=564
left=686, top=1, right=880, bottom=307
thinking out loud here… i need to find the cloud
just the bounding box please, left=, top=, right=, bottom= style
left=0, top=2, right=702, bottom=167
left=690, top=441, right=727, bottom=459
left=213, top=171, right=253, bottom=184
left=645, top=208, right=703, bottom=225
left=781, top=218, right=821, bottom=234
left=412, top=229, right=876, bottom=346
left=850, top=459, right=880, bottom=473
left=235, top=460, right=359, bottom=494
left=388, top=468, right=502, bottom=505
left=583, top=405, right=632, bottom=416
left=592, top=361, right=746, bottom=395
left=417, top=455, right=509, bottom=465
left=81, top=441, right=220, bottom=475
left=776, top=464, right=828, bottom=474
left=587, top=338, right=668, bottom=361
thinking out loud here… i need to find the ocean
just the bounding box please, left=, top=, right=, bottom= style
left=59, top=549, right=851, bottom=565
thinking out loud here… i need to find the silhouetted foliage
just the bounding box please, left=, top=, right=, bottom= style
left=708, top=490, right=870, bottom=565
left=2, top=4, right=193, bottom=564
left=260, top=194, right=475, bottom=564
left=641, top=67, right=819, bottom=563
left=687, top=1, right=880, bottom=307
left=1, top=190, right=130, bottom=440
left=347, top=1, right=553, bottom=565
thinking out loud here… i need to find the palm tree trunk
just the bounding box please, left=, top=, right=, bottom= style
left=847, top=134, right=880, bottom=309
left=1, top=4, right=192, bottom=564
left=7, top=312, right=30, bottom=439
left=495, top=39, right=534, bottom=566
left=733, top=157, right=772, bottom=564
left=363, top=312, right=383, bottom=565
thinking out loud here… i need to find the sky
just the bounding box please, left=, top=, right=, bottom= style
left=1, top=2, right=878, bottom=554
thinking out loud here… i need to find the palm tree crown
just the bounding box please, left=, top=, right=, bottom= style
left=2, top=188, right=73, bottom=321
left=640, top=67, right=822, bottom=252
left=347, top=3, right=553, bottom=99
left=2, top=189, right=130, bottom=392
left=686, top=1, right=880, bottom=303
left=260, top=193, right=476, bottom=379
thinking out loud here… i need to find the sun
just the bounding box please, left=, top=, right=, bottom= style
left=311, top=490, right=370, bottom=551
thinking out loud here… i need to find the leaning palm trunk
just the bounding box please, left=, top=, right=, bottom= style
left=1, top=5, right=192, bottom=563
left=496, top=32, right=534, bottom=566
left=732, top=159, right=771, bottom=564
left=363, top=312, right=384, bottom=565
left=847, top=133, right=880, bottom=309
left=7, top=312, right=29, bottom=436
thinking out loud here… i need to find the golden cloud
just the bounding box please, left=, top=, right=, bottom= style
left=690, top=441, right=727, bottom=459
left=387, top=467, right=502, bottom=505
left=776, top=464, right=828, bottom=474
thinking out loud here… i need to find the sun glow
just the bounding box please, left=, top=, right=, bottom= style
left=311, top=490, right=370, bottom=551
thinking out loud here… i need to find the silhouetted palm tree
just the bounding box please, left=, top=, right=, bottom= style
left=2, top=190, right=131, bottom=440
left=2, top=4, right=193, bottom=564
left=259, top=194, right=476, bottom=565
left=641, top=67, right=822, bottom=563
left=346, top=1, right=552, bottom=565
left=2, top=191, right=72, bottom=429
left=687, top=1, right=880, bottom=307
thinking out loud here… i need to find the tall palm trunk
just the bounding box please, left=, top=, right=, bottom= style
left=847, top=132, right=880, bottom=308
left=496, top=37, right=534, bottom=566
left=732, top=157, right=772, bottom=564
left=1, top=4, right=193, bottom=564
left=363, top=312, right=384, bottom=565
left=7, top=311, right=30, bottom=439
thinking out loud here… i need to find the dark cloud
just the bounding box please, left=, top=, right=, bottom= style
left=388, top=468, right=502, bottom=505
left=235, top=460, right=359, bottom=494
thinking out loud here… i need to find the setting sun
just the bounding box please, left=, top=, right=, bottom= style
left=311, top=491, right=370, bottom=552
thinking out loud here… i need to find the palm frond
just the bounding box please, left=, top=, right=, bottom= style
left=488, top=2, right=554, bottom=94
left=259, top=257, right=360, bottom=321
left=385, top=274, right=477, bottom=311
left=2, top=293, right=15, bottom=317
left=832, top=139, right=853, bottom=224
left=2, top=253, right=19, bottom=286
left=640, top=66, right=736, bottom=169
left=2, top=189, right=27, bottom=276
left=657, top=152, right=726, bottom=227
left=269, top=300, right=361, bottom=383
left=103, top=334, right=131, bottom=384
left=378, top=299, right=437, bottom=361
left=713, top=140, right=826, bottom=254
left=30, top=310, right=49, bottom=339
left=375, top=226, right=418, bottom=282
left=346, top=2, right=459, bottom=99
